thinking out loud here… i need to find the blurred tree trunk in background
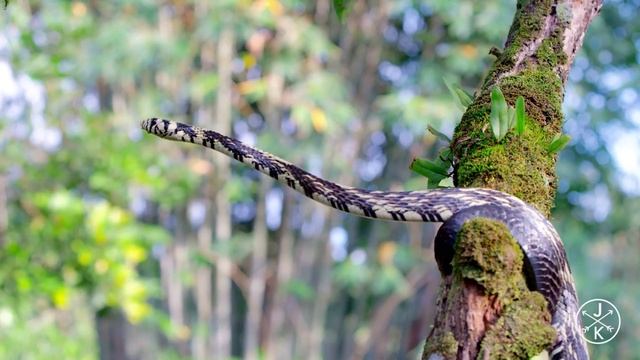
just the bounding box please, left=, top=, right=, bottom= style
left=194, top=35, right=216, bottom=360
left=266, top=190, right=296, bottom=360
left=212, top=26, right=235, bottom=360
left=168, top=209, right=190, bottom=355
left=96, top=310, right=129, bottom=360
left=244, top=177, right=269, bottom=360
left=423, top=0, right=603, bottom=358
left=244, top=59, right=283, bottom=360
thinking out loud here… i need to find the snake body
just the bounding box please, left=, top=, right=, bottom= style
left=141, top=118, right=587, bottom=359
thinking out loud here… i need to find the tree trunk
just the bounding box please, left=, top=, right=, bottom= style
left=244, top=177, right=269, bottom=359
left=194, top=24, right=217, bottom=360
left=265, top=190, right=296, bottom=360
left=96, top=310, right=130, bottom=360
left=423, top=0, right=602, bottom=359
left=213, top=26, right=235, bottom=359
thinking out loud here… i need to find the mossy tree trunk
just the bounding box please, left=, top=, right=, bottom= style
left=422, top=1, right=602, bottom=359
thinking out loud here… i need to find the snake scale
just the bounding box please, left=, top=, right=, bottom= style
left=141, top=117, right=587, bottom=359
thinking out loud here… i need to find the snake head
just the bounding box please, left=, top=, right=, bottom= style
left=141, top=118, right=202, bottom=143
left=141, top=118, right=172, bottom=137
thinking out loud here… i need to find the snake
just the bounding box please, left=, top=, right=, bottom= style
left=141, top=117, right=587, bottom=359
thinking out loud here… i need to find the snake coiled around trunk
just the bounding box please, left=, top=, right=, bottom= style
left=141, top=118, right=587, bottom=359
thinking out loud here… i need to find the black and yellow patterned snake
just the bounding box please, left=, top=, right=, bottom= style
left=141, top=118, right=587, bottom=359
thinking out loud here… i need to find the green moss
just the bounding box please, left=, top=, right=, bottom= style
left=500, top=68, right=563, bottom=132
left=453, top=219, right=526, bottom=300
left=479, top=293, right=556, bottom=359
left=452, top=219, right=556, bottom=359
left=491, top=0, right=568, bottom=73
left=452, top=62, right=565, bottom=215
left=490, top=0, right=557, bottom=76
left=535, top=39, right=558, bottom=67
left=422, top=331, right=458, bottom=360
left=453, top=94, right=558, bottom=213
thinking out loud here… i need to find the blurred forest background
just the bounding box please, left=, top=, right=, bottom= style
left=1, top=0, right=639, bottom=359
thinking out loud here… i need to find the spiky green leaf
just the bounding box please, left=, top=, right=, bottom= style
left=547, top=134, right=571, bottom=154
left=490, top=86, right=509, bottom=141
left=455, top=88, right=474, bottom=107
left=410, top=158, right=450, bottom=189
left=444, top=78, right=473, bottom=110
left=438, top=148, right=454, bottom=164
left=427, top=125, right=452, bottom=143
left=507, top=106, right=516, bottom=129
left=410, top=158, right=450, bottom=177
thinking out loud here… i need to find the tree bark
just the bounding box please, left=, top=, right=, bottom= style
left=423, top=1, right=602, bottom=359
left=213, top=26, right=235, bottom=359
left=96, top=310, right=130, bottom=360
left=244, top=177, right=269, bottom=360
left=194, top=36, right=216, bottom=360
left=265, top=190, right=296, bottom=360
